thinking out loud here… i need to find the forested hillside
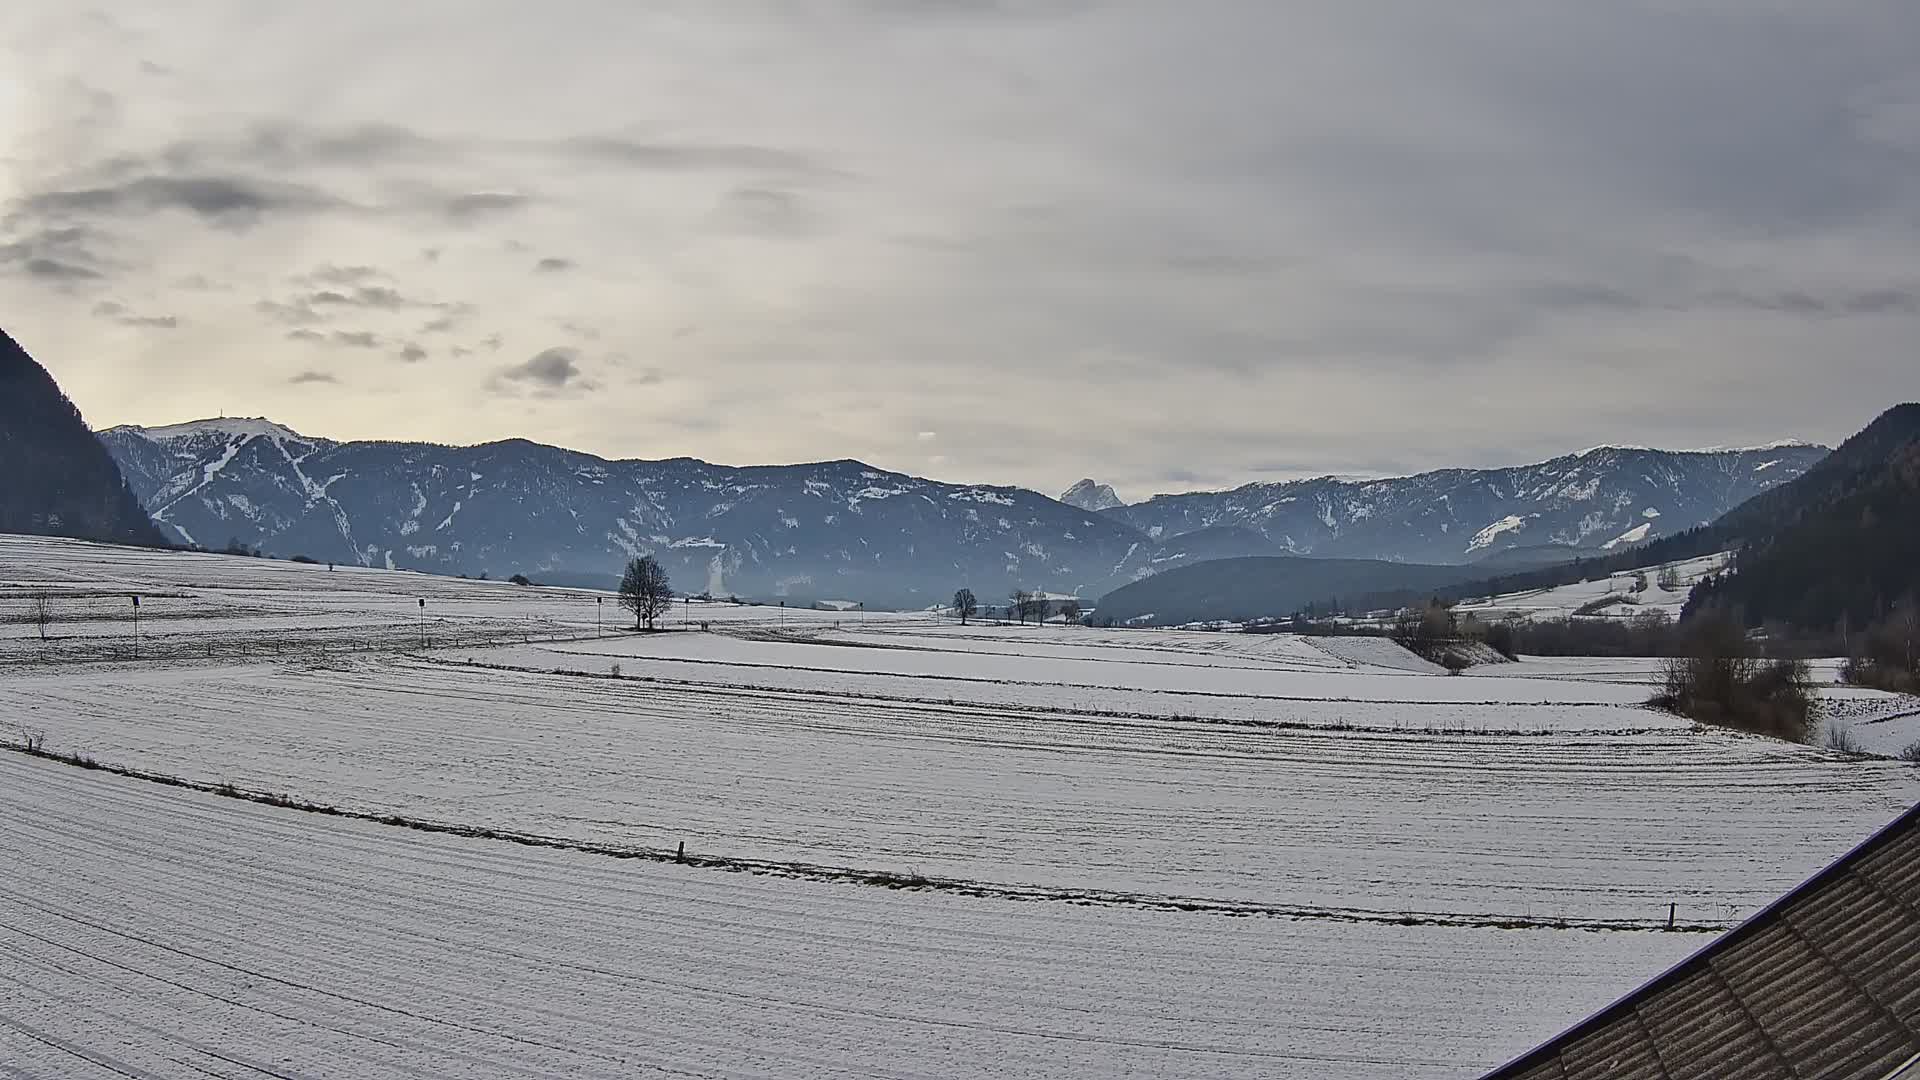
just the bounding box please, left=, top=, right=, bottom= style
left=0, top=328, right=165, bottom=547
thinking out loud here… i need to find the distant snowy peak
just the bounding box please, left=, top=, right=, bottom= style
left=1059, top=478, right=1124, bottom=512
left=109, top=417, right=316, bottom=445
left=1575, top=439, right=1823, bottom=457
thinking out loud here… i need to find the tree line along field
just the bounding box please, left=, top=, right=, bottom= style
left=4, top=533, right=1920, bottom=1077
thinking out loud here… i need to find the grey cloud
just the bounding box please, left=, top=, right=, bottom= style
left=257, top=299, right=324, bottom=326
left=289, top=370, right=339, bottom=384
left=556, top=138, right=831, bottom=176
left=301, top=264, right=383, bottom=286
left=149, top=122, right=830, bottom=178
left=1525, top=283, right=1647, bottom=311
left=155, top=123, right=451, bottom=173
left=92, top=300, right=178, bottom=327
left=25, top=175, right=343, bottom=227
left=710, top=186, right=820, bottom=235
left=0, top=225, right=111, bottom=281
left=398, top=342, right=428, bottom=363
left=534, top=257, right=574, bottom=273
left=288, top=328, right=380, bottom=349
left=310, top=285, right=409, bottom=309
left=21, top=256, right=103, bottom=281
left=445, top=191, right=530, bottom=221
left=494, top=347, right=594, bottom=393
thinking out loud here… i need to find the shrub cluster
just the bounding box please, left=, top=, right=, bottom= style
left=1650, top=617, right=1816, bottom=742
left=1840, top=603, right=1919, bottom=694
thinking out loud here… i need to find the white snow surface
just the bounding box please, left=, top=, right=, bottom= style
left=0, top=752, right=1701, bottom=1079
left=4, top=533, right=1918, bottom=1076
left=1455, top=551, right=1731, bottom=622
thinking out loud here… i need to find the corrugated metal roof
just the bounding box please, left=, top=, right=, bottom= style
left=1483, top=802, right=1920, bottom=1080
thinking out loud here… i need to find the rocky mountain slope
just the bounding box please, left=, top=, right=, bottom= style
left=1103, top=445, right=1828, bottom=564
left=0, top=328, right=164, bottom=548
left=1059, top=479, right=1124, bottom=512
left=100, top=419, right=1272, bottom=605
left=100, top=418, right=1828, bottom=606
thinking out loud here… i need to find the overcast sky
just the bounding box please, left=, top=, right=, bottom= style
left=3, top=2, right=1917, bottom=499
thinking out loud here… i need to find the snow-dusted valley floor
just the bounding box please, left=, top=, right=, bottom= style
left=4, top=534, right=1919, bottom=1077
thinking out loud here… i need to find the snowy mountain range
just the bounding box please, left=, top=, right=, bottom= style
left=1093, top=443, right=1830, bottom=566
left=99, top=418, right=1827, bottom=605
left=99, top=418, right=1260, bottom=606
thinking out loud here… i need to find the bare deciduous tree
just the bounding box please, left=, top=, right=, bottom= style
left=30, top=593, right=51, bottom=642
left=953, top=588, right=977, bottom=625
left=1057, top=599, right=1081, bottom=625
left=619, top=555, right=674, bottom=630
left=1009, top=589, right=1032, bottom=625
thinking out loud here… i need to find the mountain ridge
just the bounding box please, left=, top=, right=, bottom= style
left=99, top=415, right=1828, bottom=606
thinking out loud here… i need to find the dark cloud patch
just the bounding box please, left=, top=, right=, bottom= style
left=301, top=264, right=383, bottom=286
left=21, top=257, right=103, bottom=281
left=289, top=370, right=338, bottom=384
left=493, top=347, right=596, bottom=394
left=288, top=327, right=380, bottom=349
left=92, top=300, right=178, bottom=328
left=257, top=298, right=325, bottom=326
left=446, top=191, right=530, bottom=221
left=24, top=175, right=343, bottom=227
left=1525, top=283, right=1647, bottom=311
left=421, top=316, right=457, bottom=333
left=0, top=225, right=112, bottom=281
left=710, top=186, right=820, bottom=235
left=309, top=285, right=409, bottom=309
left=1702, top=287, right=1920, bottom=316
left=155, top=123, right=451, bottom=173
left=557, top=138, right=831, bottom=176
left=398, top=342, right=428, bottom=363
left=534, top=257, right=574, bottom=273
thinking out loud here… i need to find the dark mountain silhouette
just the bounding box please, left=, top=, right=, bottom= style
left=0, top=328, right=165, bottom=547
left=1684, top=404, right=1920, bottom=630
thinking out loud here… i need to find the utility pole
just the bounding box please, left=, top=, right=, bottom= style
left=779, top=599, right=785, bottom=628
left=597, top=596, right=603, bottom=637
left=418, top=598, right=426, bottom=649
left=131, top=594, right=140, bottom=659
left=684, top=594, right=690, bottom=630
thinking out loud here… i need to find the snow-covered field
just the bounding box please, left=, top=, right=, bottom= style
left=0, top=752, right=1697, bottom=1079
left=1453, top=551, right=1730, bottom=622
left=4, top=534, right=1919, bottom=1077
